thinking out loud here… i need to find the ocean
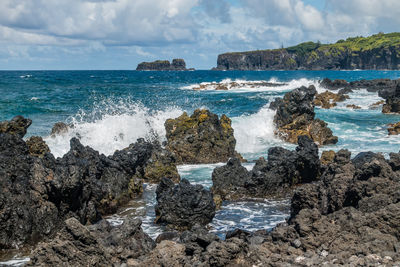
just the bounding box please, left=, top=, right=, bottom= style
left=1, top=69, right=400, bottom=247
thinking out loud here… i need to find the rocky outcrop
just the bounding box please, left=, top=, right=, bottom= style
left=192, top=80, right=286, bottom=91
left=379, top=82, right=400, bottom=113
left=50, top=122, right=69, bottom=136
left=388, top=122, right=400, bottom=135
left=313, top=90, right=349, bottom=109
left=212, top=135, right=320, bottom=200
left=346, top=104, right=361, bottom=109
left=155, top=178, right=216, bottom=230
left=28, top=217, right=155, bottom=266
left=0, top=115, right=32, bottom=137
left=165, top=109, right=242, bottom=164
left=26, top=136, right=50, bottom=157
left=136, top=58, right=191, bottom=71
left=216, top=33, right=400, bottom=70
left=0, top=116, right=178, bottom=250
left=321, top=77, right=400, bottom=92
left=271, top=85, right=338, bottom=145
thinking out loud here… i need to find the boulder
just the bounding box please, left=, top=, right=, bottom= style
left=0, top=115, right=32, bottom=138
left=165, top=109, right=242, bottom=164
left=273, top=85, right=338, bottom=145
left=346, top=104, right=361, bottom=109
left=155, top=178, right=216, bottom=230
left=50, top=122, right=69, bottom=136
left=320, top=150, right=335, bottom=165
left=320, top=78, right=349, bottom=90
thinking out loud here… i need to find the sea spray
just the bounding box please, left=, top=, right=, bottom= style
left=45, top=99, right=183, bottom=157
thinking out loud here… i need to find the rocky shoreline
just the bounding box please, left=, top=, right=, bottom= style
left=1, top=79, right=400, bottom=266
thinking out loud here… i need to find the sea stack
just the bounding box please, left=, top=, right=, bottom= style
left=136, top=58, right=192, bottom=71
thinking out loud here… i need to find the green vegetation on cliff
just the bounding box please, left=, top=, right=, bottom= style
left=217, top=32, right=400, bottom=70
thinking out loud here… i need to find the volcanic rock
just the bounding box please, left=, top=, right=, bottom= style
left=50, top=122, right=69, bottom=136
left=26, top=136, right=50, bottom=157
left=0, top=115, right=32, bottom=138
left=165, top=109, right=242, bottom=164
left=313, top=90, right=349, bottom=109
left=388, top=122, right=400, bottom=135
left=155, top=178, right=216, bottom=230
left=273, top=85, right=338, bottom=145
left=212, top=135, right=320, bottom=200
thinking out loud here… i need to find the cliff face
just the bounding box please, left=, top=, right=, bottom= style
left=136, top=59, right=187, bottom=71
left=216, top=33, right=400, bottom=70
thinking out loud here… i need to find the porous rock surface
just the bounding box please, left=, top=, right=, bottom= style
left=165, top=109, right=242, bottom=164
left=270, top=85, right=338, bottom=145
left=0, top=116, right=179, bottom=250
left=155, top=178, right=216, bottom=230
left=212, top=135, right=320, bottom=200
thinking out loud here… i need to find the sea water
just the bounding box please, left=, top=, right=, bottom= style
left=1, top=70, right=400, bottom=264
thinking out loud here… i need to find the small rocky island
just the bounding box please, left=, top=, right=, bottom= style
left=215, top=32, right=400, bottom=70
left=136, top=58, right=193, bottom=71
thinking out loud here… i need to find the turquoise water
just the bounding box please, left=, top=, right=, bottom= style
left=1, top=70, right=400, bottom=239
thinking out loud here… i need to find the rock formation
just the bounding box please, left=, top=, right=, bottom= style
left=388, top=122, right=400, bottom=135
left=155, top=178, right=216, bottom=230
left=379, top=82, right=400, bottom=113
left=212, top=135, right=320, bottom=200
left=28, top=217, right=155, bottom=266
left=270, top=85, right=338, bottom=145
left=313, top=90, right=349, bottom=109
left=136, top=58, right=191, bottom=71
left=165, top=109, right=243, bottom=164
left=0, top=116, right=179, bottom=250
left=215, top=33, right=400, bottom=70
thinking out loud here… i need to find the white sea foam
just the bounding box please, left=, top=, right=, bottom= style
left=231, top=105, right=292, bottom=159
left=45, top=99, right=184, bottom=158
left=182, top=78, right=321, bottom=93
left=19, top=74, right=32, bottom=78
left=0, top=257, right=30, bottom=266
left=30, top=97, right=39, bottom=101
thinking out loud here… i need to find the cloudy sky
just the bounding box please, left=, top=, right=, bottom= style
left=0, top=0, right=398, bottom=70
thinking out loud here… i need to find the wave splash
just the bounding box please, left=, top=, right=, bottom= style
left=45, top=98, right=183, bottom=158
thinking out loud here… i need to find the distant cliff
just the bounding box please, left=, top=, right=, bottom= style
left=136, top=59, right=192, bottom=71
left=216, top=33, right=400, bottom=70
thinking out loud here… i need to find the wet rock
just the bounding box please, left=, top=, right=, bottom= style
left=320, top=78, right=349, bottom=90
left=388, top=122, right=400, bottom=135
left=346, top=104, right=361, bottom=109
left=338, top=88, right=353, bottom=94
left=379, top=82, right=400, bottom=113
left=50, top=122, right=69, bottom=136
left=273, top=85, right=338, bottom=145
left=370, top=100, right=385, bottom=109
left=212, top=135, right=320, bottom=200
left=155, top=178, right=216, bottom=230
left=26, top=136, right=50, bottom=157
left=165, top=109, right=242, bottom=164
left=313, top=90, right=349, bottom=109
left=0, top=115, right=32, bottom=138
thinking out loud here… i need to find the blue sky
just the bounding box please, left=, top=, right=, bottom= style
left=0, top=0, right=397, bottom=70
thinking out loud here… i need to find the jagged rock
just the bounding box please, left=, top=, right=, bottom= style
left=273, top=85, right=338, bottom=145
left=50, top=122, right=69, bottom=136
left=0, top=115, right=32, bottom=138
left=313, top=90, right=349, bottom=109
left=165, top=109, right=242, bottom=164
left=26, top=136, right=50, bottom=157
left=320, top=150, right=335, bottom=165
left=379, top=83, right=400, bottom=113
left=155, top=178, right=216, bottom=230
left=28, top=217, right=155, bottom=266
left=388, top=122, right=400, bottom=135
left=132, top=141, right=180, bottom=183
left=27, top=218, right=112, bottom=266
left=320, top=78, right=349, bottom=90
left=212, top=135, right=320, bottom=200
left=346, top=104, right=361, bottom=109
left=0, top=117, right=175, bottom=250
left=370, top=100, right=385, bottom=109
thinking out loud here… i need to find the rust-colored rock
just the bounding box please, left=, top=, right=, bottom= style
left=314, top=91, right=349, bottom=109
left=346, top=104, right=361, bottom=109
left=388, top=122, right=400, bottom=135
left=320, top=150, right=336, bottom=165
left=26, top=136, right=50, bottom=157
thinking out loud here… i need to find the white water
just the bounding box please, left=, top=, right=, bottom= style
left=45, top=101, right=183, bottom=158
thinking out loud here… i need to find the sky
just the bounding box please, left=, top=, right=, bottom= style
left=0, top=0, right=399, bottom=70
